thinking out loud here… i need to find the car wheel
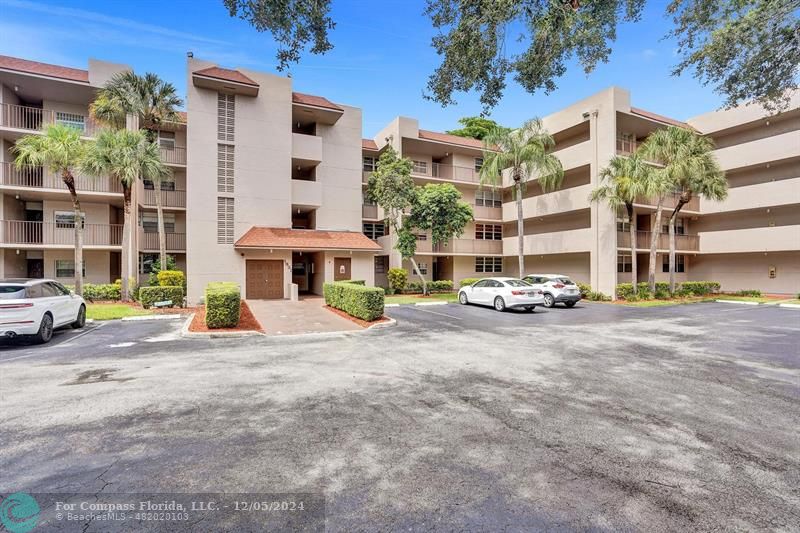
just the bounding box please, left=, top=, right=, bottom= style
left=35, top=313, right=54, bottom=344
left=565, top=301, right=576, bottom=308
left=459, top=292, right=468, bottom=305
left=525, top=306, right=536, bottom=312
left=494, top=296, right=506, bottom=312
left=543, top=293, right=555, bottom=308
left=72, top=304, right=86, bottom=329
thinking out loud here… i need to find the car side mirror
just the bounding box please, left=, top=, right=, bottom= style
left=69, top=290, right=75, bottom=296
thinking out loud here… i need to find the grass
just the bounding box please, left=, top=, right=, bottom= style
left=384, top=292, right=459, bottom=305
left=715, top=295, right=786, bottom=303
left=86, top=303, right=153, bottom=321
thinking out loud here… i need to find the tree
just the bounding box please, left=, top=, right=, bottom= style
left=590, top=154, right=656, bottom=297
left=91, top=71, right=182, bottom=269
left=639, top=126, right=726, bottom=294
left=13, top=124, right=87, bottom=295
left=423, top=0, right=797, bottom=112
left=446, top=116, right=510, bottom=140
left=479, top=119, right=563, bottom=277
left=82, top=129, right=169, bottom=301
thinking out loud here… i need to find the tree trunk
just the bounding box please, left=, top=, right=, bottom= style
left=515, top=178, right=524, bottom=277
left=155, top=178, right=167, bottom=269
left=62, top=171, right=83, bottom=296
left=121, top=184, right=132, bottom=301
left=408, top=256, right=428, bottom=296
left=648, top=197, right=664, bottom=293
left=627, top=203, right=637, bottom=296
left=668, top=196, right=689, bottom=295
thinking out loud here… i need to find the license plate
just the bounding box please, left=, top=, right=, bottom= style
left=567, top=289, right=577, bottom=294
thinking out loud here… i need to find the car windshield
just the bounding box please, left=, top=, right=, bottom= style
left=504, top=279, right=531, bottom=287
left=0, top=286, right=26, bottom=299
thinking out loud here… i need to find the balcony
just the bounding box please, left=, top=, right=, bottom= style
left=291, top=132, right=323, bottom=163
left=700, top=178, right=800, bottom=214
left=617, top=231, right=700, bottom=252
left=291, top=179, right=322, bottom=207
left=713, top=130, right=800, bottom=171
left=0, top=103, right=98, bottom=137
left=473, top=205, right=502, bottom=220
left=413, top=163, right=482, bottom=184
left=139, top=231, right=186, bottom=252
left=503, top=228, right=593, bottom=256
left=0, top=220, right=122, bottom=247
left=0, top=163, right=122, bottom=194
left=415, top=238, right=502, bottom=255
left=362, top=204, right=378, bottom=219
left=502, top=184, right=592, bottom=221
left=501, top=140, right=591, bottom=187
left=362, top=171, right=372, bottom=184
left=635, top=192, right=700, bottom=212
left=160, top=146, right=186, bottom=166
left=139, top=186, right=186, bottom=208
left=698, top=225, right=800, bottom=254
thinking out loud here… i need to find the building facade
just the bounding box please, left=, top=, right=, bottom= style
left=1, top=54, right=797, bottom=300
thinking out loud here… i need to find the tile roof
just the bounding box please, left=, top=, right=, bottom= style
left=362, top=139, right=379, bottom=151
left=174, top=111, right=187, bottom=123
left=235, top=227, right=382, bottom=251
left=417, top=129, right=485, bottom=149
left=630, top=107, right=691, bottom=129
left=0, top=54, right=88, bottom=83
left=193, top=66, right=258, bottom=86
left=292, top=92, right=343, bottom=112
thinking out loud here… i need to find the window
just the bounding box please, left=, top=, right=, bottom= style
left=475, top=223, right=502, bottom=240
left=662, top=218, right=686, bottom=235
left=363, top=222, right=386, bottom=240
left=663, top=254, right=686, bottom=273
left=157, top=130, right=175, bottom=150
left=217, top=93, right=235, bottom=142
left=55, top=260, right=85, bottom=278
left=616, top=216, right=631, bottom=232
left=54, top=211, right=85, bottom=229
left=616, top=132, right=636, bottom=154
left=363, top=156, right=376, bottom=172
left=473, top=279, right=489, bottom=288
left=362, top=191, right=376, bottom=206
left=475, top=189, right=502, bottom=208
left=0, top=285, right=26, bottom=299
left=474, top=157, right=484, bottom=171
left=217, top=197, right=234, bottom=244
left=475, top=256, right=502, bottom=273
left=617, top=253, right=632, bottom=273
left=41, top=283, right=59, bottom=297
left=55, top=112, right=85, bottom=133
left=141, top=212, right=175, bottom=233
left=374, top=256, right=388, bottom=274
left=52, top=282, right=70, bottom=296
left=417, top=262, right=428, bottom=275
left=217, top=144, right=235, bottom=193
left=143, top=179, right=176, bottom=191
left=412, top=160, right=428, bottom=174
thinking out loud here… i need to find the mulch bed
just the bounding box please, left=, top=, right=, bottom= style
left=189, top=301, right=265, bottom=333
left=324, top=305, right=391, bottom=328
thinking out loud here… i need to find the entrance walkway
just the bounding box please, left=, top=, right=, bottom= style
left=245, top=296, right=362, bottom=335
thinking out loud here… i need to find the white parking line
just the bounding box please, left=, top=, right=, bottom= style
left=0, top=323, right=105, bottom=363
left=411, top=306, right=463, bottom=320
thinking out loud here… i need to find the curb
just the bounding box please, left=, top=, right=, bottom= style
left=121, top=314, right=184, bottom=322
left=179, top=314, right=397, bottom=339
left=715, top=299, right=761, bottom=306
left=778, top=303, right=800, bottom=309
left=179, top=313, right=266, bottom=338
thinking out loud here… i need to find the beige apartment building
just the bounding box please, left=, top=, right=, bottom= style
left=1, top=53, right=797, bottom=299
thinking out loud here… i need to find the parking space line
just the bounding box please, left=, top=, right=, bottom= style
left=411, top=306, right=464, bottom=320
left=0, top=322, right=105, bottom=363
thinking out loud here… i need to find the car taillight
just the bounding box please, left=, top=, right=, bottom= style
left=511, top=290, right=525, bottom=295
left=553, top=283, right=565, bottom=289
left=0, top=303, right=33, bottom=309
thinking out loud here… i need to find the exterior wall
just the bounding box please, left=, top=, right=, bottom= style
left=46, top=250, right=111, bottom=285
left=690, top=252, right=799, bottom=295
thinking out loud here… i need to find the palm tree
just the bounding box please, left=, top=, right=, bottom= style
left=13, top=124, right=86, bottom=294
left=590, top=154, right=655, bottom=297
left=82, top=129, right=169, bottom=301
left=91, top=71, right=182, bottom=269
left=640, top=127, right=727, bottom=294
left=479, top=119, right=563, bottom=277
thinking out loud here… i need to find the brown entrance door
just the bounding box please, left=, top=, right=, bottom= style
left=246, top=260, right=284, bottom=299
left=334, top=257, right=351, bottom=281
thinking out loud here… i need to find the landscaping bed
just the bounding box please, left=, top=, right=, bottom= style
left=324, top=305, right=391, bottom=328
left=189, top=301, right=263, bottom=333
left=86, top=303, right=153, bottom=321
left=384, top=293, right=458, bottom=305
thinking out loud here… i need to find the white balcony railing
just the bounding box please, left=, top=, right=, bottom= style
left=1, top=220, right=122, bottom=247
left=0, top=163, right=122, bottom=194
left=0, top=103, right=98, bottom=136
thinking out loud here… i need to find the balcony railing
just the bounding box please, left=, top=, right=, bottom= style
left=416, top=238, right=503, bottom=255
left=617, top=231, right=699, bottom=251
left=635, top=193, right=700, bottom=212
left=0, top=163, right=122, bottom=194
left=473, top=205, right=502, bottom=220
left=140, top=187, right=187, bottom=208
left=1, top=220, right=122, bottom=247
left=0, top=103, right=98, bottom=136
left=362, top=204, right=378, bottom=219
left=616, top=135, right=637, bottom=155
left=412, top=163, right=482, bottom=184
left=160, top=146, right=186, bottom=165
left=139, top=231, right=186, bottom=251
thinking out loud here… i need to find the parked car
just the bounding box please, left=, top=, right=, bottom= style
left=458, top=277, right=544, bottom=312
left=522, top=274, right=582, bottom=308
left=0, top=278, right=86, bottom=344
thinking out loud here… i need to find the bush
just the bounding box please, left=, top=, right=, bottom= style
left=113, top=278, right=139, bottom=301
left=338, top=279, right=365, bottom=285
left=679, top=281, right=721, bottom=296
left=66, top=283, right=121, bottom=302
left=387, top=268, right=407, bottom=292
left=147, top=256, right=178, bottom=286
left=140, top=286, right=184, bottom=309
left=204, top=282, right=241, bottom=328
left=654, top=288, right=670, bottom=300
left=459, top=278, right=480, bottom=288
left=616, top=282, right=666, bottom=300
left=577, top=283, right=592, bottom=298
left=586, top=291, right=611, bottom=301
left=734, top=289, right=761, bottom=297
left=405, top=279, right=453, bottom=293
left=157, top=270, right=185, bottom=287
left=324, top=282, right=384, bottom=321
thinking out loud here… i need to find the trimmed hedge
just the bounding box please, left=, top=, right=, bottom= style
left=679, top=281, right=721, bottom=296
left=616, top=281, right=721, bottom=300
left=405, top=279, right=453, bottom=293
left=157, top=270, right=185, bottom=287
left=459, top=278, right=480, bottom=288
left=576, top=283, right=592, bottom=298
left=387, top=268, right=407, bottom=293
left=734, top=289, right=761, bottom=297
left=205, top=282, right=241, bottom=328
left=324, top=281, right=384, bottom=321
left=66, top=283, right=121, bottom=302
left=339, top=279, right=366, bottom=285
left=140, top=286, right=184, bottom=309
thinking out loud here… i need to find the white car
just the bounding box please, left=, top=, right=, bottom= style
left=458, top=277, right=544, bottom=312
left=522, top=274, right=582, bottom=308
left=0, top=278, right=86, bottom=344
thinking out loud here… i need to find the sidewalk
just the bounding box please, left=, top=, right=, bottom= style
left=245, top=296, right=362, bottom=335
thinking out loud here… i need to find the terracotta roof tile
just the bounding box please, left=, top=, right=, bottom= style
left=630, top=107, right=691, bottom=129
left=417, top=129, right=485, bottom=149
left=0, top=54, right=88, bottom=83
left=292, top=92, right=343, bottom=112
left=235, top=227, right=382, bottom=251
left=362, top=139, right=379, bottom=151
left=193, top=66, right=258, bottom=86
left=175, top=111, right=187, bottom=123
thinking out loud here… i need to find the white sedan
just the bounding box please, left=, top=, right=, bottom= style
left=0, top=278, right=87, bottom=344
left=458, top=277, right=544, bottom=312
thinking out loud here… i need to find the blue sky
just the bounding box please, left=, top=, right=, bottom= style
left=0, top=0, right=724, bottom=136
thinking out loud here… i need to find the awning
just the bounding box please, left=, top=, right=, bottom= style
left=235, top=227, right=382, bottom=252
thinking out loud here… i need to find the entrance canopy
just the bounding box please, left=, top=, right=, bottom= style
left=235, top=227, right=382, bottom=252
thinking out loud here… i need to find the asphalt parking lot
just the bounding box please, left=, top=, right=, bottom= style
left=0, top=302, right=798, bottom=530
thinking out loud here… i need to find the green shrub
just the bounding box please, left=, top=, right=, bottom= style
left=405, top=279, right=453, bottom=293
left=113, top=277, right=139, bottom=301
left=338, top=279, right=366, bottom=285
left=734, top=289, right=761, bottom=297
left=679, top=281, right=721, bottom=296
left=66, top=283, right=121, bottom=302
left=204, top=282, right=241, bottom=328
left=323, top=282, right=384, bottom=321
left=140, top=286, right=184, bottom=309
left=387, top=268, right=407, bottom=292
left=654, top=288, right=670, bottom=300
left=577, top=283, right=592, bottom=298
left=147, top=256, right=178, bottom=286
left=459, top=278, right=481, bottom=288
left=616, top=282, right=667, bottom=300
left=157, top=270, right=185, bottom=287
left=586, top=291, right=611, bottom=301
